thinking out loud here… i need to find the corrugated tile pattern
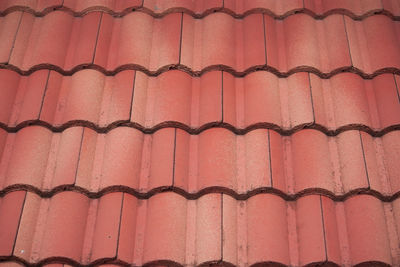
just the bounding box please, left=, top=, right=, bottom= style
left=1, top=70, right=399, bottom=133
left=0, top=1, right=400, bottom=267
left=0, top=10, right=400, bottom=76
left=2, top=0, right=400, bottom=19
left=1, top=126, right=400, bottom=199
left=1, top=191, right=400, bottom=266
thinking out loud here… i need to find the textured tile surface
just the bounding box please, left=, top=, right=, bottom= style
left=345, top=15, right=400, bottom=73
left=0, top=1, right=400, bottom=267
left=1, top=11, right=400, bottom=74
left=1, top=70, right=399, bottom=132
left=180, top=13, right=266, bottom=72
left=265, top=14, right=351, bottom=73
left=2, top=0, right=400, bottom=18
left=9, top=11, right=101, bottom=71
left=0, top=127, right=399, bottom=198
left=1, top=191, right=400, bottom=266
left=94, top=12, right=181, bottom=72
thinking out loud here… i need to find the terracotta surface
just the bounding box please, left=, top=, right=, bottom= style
left=0, top=10, right=399, bottom=74
left=0, top=1, right=399, bottom=267
left=0, top=126, right=399, bottom=198
left=9, top=11, right=101, bottom=71
left=1, top=191, right=400, bottom=266
left=1, top=70, right=399, bottom=132
left=2, top=0, right=400, bottom=18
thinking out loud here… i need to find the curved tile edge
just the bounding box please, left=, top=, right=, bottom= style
left=1, top=184, right=399, bottom=202
left=1, top=120, right=399, bottom=137
left=0, top=5, right=399, bottom=21
left=1, top=63, right=399, bottom=79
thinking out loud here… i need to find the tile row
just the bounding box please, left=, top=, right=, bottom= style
left=1, top=69, right=400, bottom=132
left=1, top=0, right=400, bottom=18
left=0, top=264, right=107, bottom=267
left=0, top=264, right=111, bottom=267
left=0, top=191, right=399, bottom=266
left=1, top=126, right=399, bottom=198
left=1, top=12, right=400, bottom=74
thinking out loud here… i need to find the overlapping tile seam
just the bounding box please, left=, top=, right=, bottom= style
left=0, top=7, right=398, bottom=202
left=0, top=10, right=399, bottom=77
left=1, top=70, right=400, bottom=136
left=1, top=3, right=400, bottom=267
left=2, top=2, right=400, bottom=20
left=1, top=126, right=400, bottom=201
left=1, top=192, right=399, bottom=266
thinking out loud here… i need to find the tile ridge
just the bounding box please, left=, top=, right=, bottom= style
left=1, top=63, right=399, bottom=79
left=0, top=5, right=398, bottom=21
left=0, top=120, right=399, bottom=137
left=0, top=184, right=399, bottom=202
left=0, top=256, right=392, bottom=267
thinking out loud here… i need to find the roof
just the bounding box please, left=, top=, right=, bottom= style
left=0, top=1, right=400, bottom=266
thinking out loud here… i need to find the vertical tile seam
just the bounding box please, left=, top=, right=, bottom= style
left=393, top=74, right=400, bottom=105
left=379, top=0, right=384, bottom=10
left=115, top=192, right=125, bottom=259
left=178, top=12, right=184, bottom=65
left=11, top=191, right=27, bottom=255
left=319, top=195, right=329, bottom=263
left=262, top=14, right=268, bottom=65
left=342, top=15, right=354, bottom=67
left=73, top=127, right=85, bottom=185
left=382, top=202, right=400, bottom=266
left=358, top=131, right=371, bottom=188
left=267, top=130, right=273, bottom=187
left=7, top=11, right=24, bottom=64
left=220, top=193, right=224, bottom=263
left=172, top=128, right=177, bottom=187
left=307, top=72, right=316, bottom=124
left=38, top=70, right=51, bottom=119
left=91, top=12, right=103, bottom=64
left=221, top=71, right=224, bottom=122
left=128, top=71, right=137, bottom=121
left=286, top=199, right=299, bottom=266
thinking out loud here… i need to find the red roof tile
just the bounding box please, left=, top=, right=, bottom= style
left=345, top=15, right=400, bottom=73
left=224, top=0, right=303, bottom=16
left=42, top=70, right=135, bottom=127
left=143, top=0, right=223, bottom=15
left=1, top=191, right=400, bottom=266
left=132, top=70, right=222, bottom=129
left=94, top=12, right=181, bottom=72
left=311, top=73, right=400, bottom=130
left=0, top=190, right=25, bottom=256
left=265, top=14, right=351, bottom=73
left=1, top=70, right=399, bottom=133
left=63, top=0, right=142, bottom=13
left=0, top=12, right=22, bottom=64
left=0, top=263, right=23, bottom=267
left=1, top=10, right=400, bottom=76
left=180, top=13, right=266, bottom=72
left=0, top=0, right=62, bottom=13
left=1, top=126, right=399, bottom=199
left=0, top=1, right=400, bottom=267
left=383, top=0, right=400, bottom=15
left=223, top=72, right=314, bottom=129
left=304, top=0, right=383, bottom=16
left=9, top=11, right=101, bottom=71
left=2, top=0, right=400, bottom=19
